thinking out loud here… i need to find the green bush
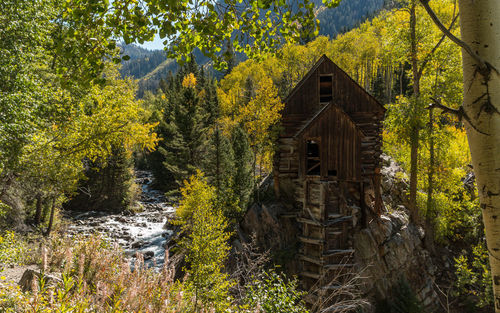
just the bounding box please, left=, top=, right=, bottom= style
left=0, top=231, right=30, bottom=267
left=454, top=240, right=493, bottom=309
left=243, top=270, right=308, bottom=313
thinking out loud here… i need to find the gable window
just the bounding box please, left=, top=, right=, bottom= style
left=319, top=74, right=333, bottom=103
left=306, top=139, right=320, bottom=176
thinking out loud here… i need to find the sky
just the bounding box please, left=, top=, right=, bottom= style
left=138, top=33, right=165, bottom=51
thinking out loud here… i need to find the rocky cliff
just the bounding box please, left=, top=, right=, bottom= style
left=238, top=154, right=441, bottom=311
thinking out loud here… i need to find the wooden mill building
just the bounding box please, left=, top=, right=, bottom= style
left=273, top=55, right=385, bottom=294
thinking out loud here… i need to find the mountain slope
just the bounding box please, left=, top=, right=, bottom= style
left=315, top=0, right=386, bottom=36
left=121, top=1, right=388, bottom=96
left=119, top=45, right=168, bottom=79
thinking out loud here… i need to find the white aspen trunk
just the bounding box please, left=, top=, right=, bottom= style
left=458, top=1, right=500, bottom=310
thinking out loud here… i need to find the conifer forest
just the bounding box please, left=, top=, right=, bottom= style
left=1, top=0, right=499, bottom=312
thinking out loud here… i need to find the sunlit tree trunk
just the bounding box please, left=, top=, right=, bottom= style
left=458, top=1, right=500, bottom=310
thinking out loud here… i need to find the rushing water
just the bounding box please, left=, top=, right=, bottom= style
left=65, top=171, right=175, bottom=268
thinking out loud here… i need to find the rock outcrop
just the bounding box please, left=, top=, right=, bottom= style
left=239, top=202, right=300, bottom=273
left=354, top=211, right=439, bottom=310
left=380, top=153, right=410, bottom=210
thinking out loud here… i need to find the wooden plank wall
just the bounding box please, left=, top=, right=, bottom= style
left=280, top=57, right=384, bottom=138
left=299, top=106, right=362, bottom=181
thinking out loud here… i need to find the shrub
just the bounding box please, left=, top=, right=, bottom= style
left=454, top=240, right=493, bottom=309
left=177, top=171, right=234, bottom=312
left=243, top=270, right=308, bottom=313
left=0, top=234, right=184, bottom=312
left=0, top=231, right=31, bottom=267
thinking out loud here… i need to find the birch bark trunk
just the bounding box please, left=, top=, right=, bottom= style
left=458, top=1, right=500, bottom=310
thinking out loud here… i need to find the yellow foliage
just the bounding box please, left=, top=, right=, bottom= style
left=19, top=64, right=159, bottom=194
left=176, top=170, right=215, bottom=224
left=182, top=73, right=197, bottom=88
left=218, top=72, right=283, bottom=172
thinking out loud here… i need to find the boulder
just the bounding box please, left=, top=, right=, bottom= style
left=19, top=269, right=62, bottom=292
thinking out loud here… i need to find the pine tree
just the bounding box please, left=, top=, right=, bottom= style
left=231, top=125, right=254, bottom=213
left=223, top=40, right=236, bottom=77
left=65, top=145, right=135, bottom=212
left=147, top=59, right=227, bottom=192
left=159, top=76, right=209, bottom=189
left=202, top=126, right=239, bottom=220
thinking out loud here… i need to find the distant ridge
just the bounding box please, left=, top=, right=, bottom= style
left=120, top=0, right=388, bottom=97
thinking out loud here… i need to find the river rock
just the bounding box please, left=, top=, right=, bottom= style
left=144, top=251, right=154, bottom=260
left=121, top=234, right=132, bottom=241
left=65, top=170, right=176, bottom=270
left=115, top=216, right=128, bottom=223
left=131, top=241, right=144, bottom=249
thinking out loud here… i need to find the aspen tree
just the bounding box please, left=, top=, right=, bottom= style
left=458, top=2, right=500, bottom=310
left=420, top=0, right=500, bottom=309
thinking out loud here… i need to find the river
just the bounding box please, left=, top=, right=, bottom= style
left=65, top=171, right=175, bottom=268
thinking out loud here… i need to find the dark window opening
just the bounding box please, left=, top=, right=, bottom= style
left=328, top=169, right=337, bottom=177
left=306, top=140, right=320, bottom=175
left=319, top=75, right=333, bottom=103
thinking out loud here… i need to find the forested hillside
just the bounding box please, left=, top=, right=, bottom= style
left=119, top=45, right=167, bottom=79
left=123, top=0, right=388, bottom=97
left=1, top=0, right=499, bottom=312
left=314, top=0, right=386, bottom=36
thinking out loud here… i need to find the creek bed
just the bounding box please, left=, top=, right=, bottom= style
left=64, top=170, right=175, bottom=268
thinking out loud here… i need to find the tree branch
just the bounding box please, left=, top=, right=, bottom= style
left=428, top=97, right=460, bottom=116
left=419, top=0, right=490, bottom=73
left=417, top=14, right=459, bottom=78
left=428, top=97, right=490, bottom=136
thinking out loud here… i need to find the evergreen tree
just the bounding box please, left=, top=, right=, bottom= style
left=223, top=40, right=236, bottom=77
left=201, top=77, right=220, bottom=125
left=65, top=145, right=135, bottom=212
left=160, top=75, right=209, bottom=189
left=202, top=126, right=239, bottom=220
left=231, top=125, right=254, bottom=213
left=147, top=60, right=219, bottom=192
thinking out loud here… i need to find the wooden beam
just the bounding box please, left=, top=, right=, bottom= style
left=326, top=216, right=353, bottom=226
left=298, top=235, right=324, bottom=245
left=324, top=263, right=355, bottom=270
left=300, top=271, right=322, bottom=280
left=299, top=254, right=324, bottom=266
left=297, top=217, right=323, bottom=227
left=323, top=249, right=355, bottom=257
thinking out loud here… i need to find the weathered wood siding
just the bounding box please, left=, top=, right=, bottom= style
left=297, top=104, right=363, bottom=181
left=280, top=55, right=384, bottom=138
left=274, top=55, right=385, bottom=295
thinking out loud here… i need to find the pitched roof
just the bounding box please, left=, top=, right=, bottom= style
left=284, top=55, right=386, bottom=113
left=283, top=55, right=330, bottom=105
left=294, top=101, right=365, bottom=138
